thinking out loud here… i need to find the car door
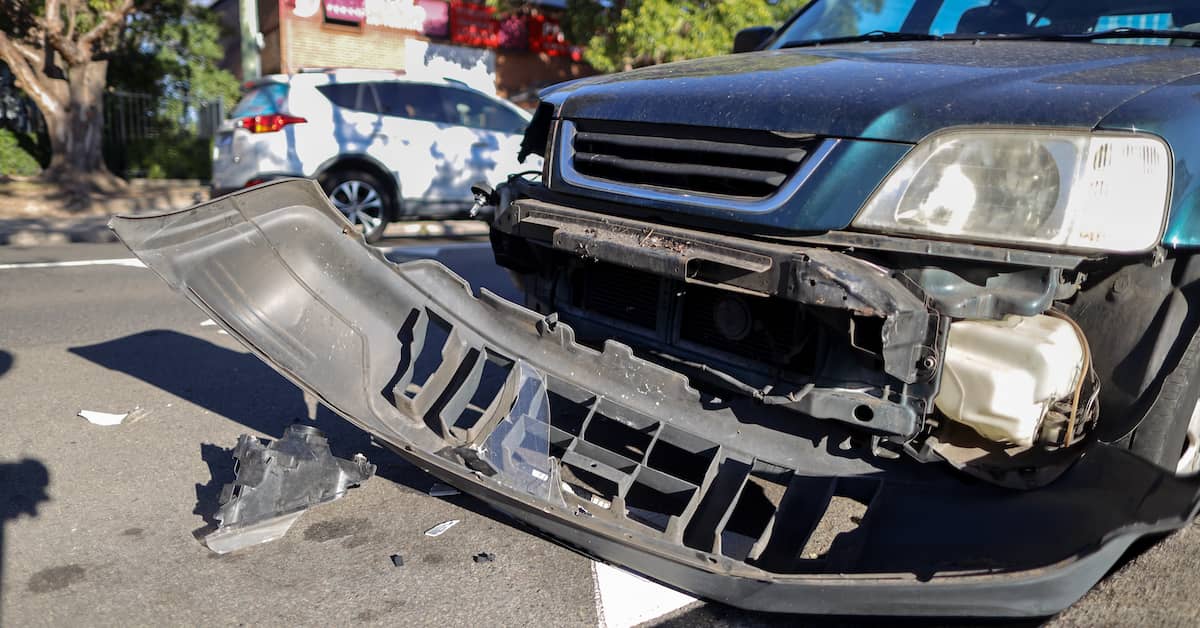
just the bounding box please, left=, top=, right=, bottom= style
left=437, top=87, right=535, bottom=192
left=373, top=82, right=475, bottom=209
left=306, top=81, right=385, bottom=168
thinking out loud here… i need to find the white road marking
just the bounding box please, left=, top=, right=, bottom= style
left=593, top=561, right=698, bottom=628
left=0, top=257, right=145, bottom=270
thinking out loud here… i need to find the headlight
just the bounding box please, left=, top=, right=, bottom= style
left=852, top=129, right=1171, bottom=253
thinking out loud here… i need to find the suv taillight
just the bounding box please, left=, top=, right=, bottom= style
left=237, top=114, right=307, bottom=133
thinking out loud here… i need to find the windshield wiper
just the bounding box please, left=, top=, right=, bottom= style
left=780, top=31, right=944, bottom=49
left=998, top=28, right=1200, bottom=43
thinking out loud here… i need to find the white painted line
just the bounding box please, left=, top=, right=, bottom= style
left=593, top=561, right=697, bottom=628
left=0, top=257, right=145, bottom=270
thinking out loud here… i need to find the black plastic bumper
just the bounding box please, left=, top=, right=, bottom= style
left=110, top=179, right=1200, bottom=617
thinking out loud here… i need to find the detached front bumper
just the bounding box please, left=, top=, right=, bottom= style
left=111, top=179, right=1200, bottom=617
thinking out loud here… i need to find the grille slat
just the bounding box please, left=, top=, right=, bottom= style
left=567, top=120, right=817, bottom=200
left=575, top=131, right=809, bottom=164
left=575, top=152, right=788, bottom=188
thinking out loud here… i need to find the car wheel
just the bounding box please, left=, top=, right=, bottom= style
left=322, top=170, right=391, bottom=243
left=1122, top=324, right=1200, bottom=473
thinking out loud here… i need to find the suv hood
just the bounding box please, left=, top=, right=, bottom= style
left=545, top=41, right=1200, bottom=143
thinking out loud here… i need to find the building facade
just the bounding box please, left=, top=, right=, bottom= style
left=212, top=0, right=592, bottom=104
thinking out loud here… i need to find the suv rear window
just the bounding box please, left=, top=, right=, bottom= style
left=231, top=83, right=289, bottom=118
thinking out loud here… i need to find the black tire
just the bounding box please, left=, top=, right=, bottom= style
left=1122, top=325, right=1200, bottom=473
left=321, top=169, right=392, bottom=244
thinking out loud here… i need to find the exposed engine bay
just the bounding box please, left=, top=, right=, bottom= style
left=490, top=182, right=1106, bottom=489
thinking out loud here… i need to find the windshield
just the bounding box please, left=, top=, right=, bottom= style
left=771, top=0, right=1200, bottom=47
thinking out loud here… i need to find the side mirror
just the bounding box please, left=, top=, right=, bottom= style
left=733, top=26, right=775, bottom=53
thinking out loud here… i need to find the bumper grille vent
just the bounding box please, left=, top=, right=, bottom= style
left=574, top=263, right=660, bottom=329
left=566, top=119, right=816, bottom=199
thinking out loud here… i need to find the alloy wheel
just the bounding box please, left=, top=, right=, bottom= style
left=329, top=179, right=384, bottom=236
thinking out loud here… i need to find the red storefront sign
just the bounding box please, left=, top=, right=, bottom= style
left=324, top=0, right=366, bottom=24
left=418, top=0, right=451, bottom=38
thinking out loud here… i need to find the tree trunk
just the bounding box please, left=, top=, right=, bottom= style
left=40, top=59, right=122, bottom=190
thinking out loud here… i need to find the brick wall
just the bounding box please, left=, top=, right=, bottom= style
left=495, top=50, right=594, bottom=105
left=283, top=15, right=409, bottom=72
left=271, top=3, right=591, bottom=101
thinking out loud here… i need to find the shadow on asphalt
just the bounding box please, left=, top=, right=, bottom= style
left=68, top=243, right=526, bottom=538
left=70, top=330, right=518, bottom=537
left=0, top=459, right=51, bottom=620
left=0, top=350, right=11, bottom=380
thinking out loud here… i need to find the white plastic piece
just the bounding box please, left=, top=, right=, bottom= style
left=423, top=519, right=460, bottom=537
left=935, top=315, right=1085, bottom=446
left=78, top=409, right=128, bottom=426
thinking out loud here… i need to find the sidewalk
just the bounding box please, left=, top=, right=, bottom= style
left=0, top=180, right=491, bottom=246
left=0, top=179, right=208, bottom=246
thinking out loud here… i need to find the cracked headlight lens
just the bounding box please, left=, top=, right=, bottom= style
left=852, top=129, right=1171, bottom=253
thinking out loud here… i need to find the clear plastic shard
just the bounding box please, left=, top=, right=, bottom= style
left=480, top=361, right=556, bottom=501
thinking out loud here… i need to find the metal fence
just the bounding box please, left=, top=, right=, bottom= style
left=103, top=90, right=224, bottom=144
left=103, top=90, right=224, bottom=178
left=0, top=66, right=44, bottom=135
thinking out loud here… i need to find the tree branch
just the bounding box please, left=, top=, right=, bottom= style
left=41, top=0, right=86, bottom=65
left=67, top=0, right=78, bottom=40
left=9, top=37, right=42, bottom=65
left=0, top=30, right=62, bottom=117
left=77, top=0, right=135, bottom=56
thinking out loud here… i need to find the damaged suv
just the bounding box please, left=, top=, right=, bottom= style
left=114, top=0, right=1200, bottom=618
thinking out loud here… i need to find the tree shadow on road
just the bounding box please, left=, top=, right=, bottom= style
left=69, top=330, right=315, bottom=440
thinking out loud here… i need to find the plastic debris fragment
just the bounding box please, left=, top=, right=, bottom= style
left=424, top=519, right=460, bottom=537
left=203, top=423, right=375, bottom=553
left=79, top=409, right=128, bottom=426
left=428, top=483, right=461, bottom=497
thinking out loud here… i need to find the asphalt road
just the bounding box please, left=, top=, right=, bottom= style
left=1, top=238, right=1198, bottom=627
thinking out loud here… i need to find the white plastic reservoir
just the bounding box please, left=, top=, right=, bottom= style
left=935, top=314, right=1085, bottom=446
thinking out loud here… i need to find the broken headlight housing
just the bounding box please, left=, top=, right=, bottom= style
left=852, top=129, right=1171, bottom=253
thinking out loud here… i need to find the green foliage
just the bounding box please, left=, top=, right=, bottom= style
left=480, top=0, right=810, bottom=72
left=561, top=0, right=812, bottom=73
left=106, top=133, right=212, bottom=180
left=109, top=2, right=241, bottom=107
left=0, top=128, right=44, bottom=176
left=102, top=2, right=240, bottom=178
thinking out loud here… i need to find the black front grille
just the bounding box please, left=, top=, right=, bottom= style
left=679, top=285, right=806, bottom=366
left=568, top=119, right=816, bottom=199
left=574, top=263, right=661, bottom=328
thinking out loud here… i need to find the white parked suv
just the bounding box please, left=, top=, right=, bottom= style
left=211, top=69, right=537, bottom=242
